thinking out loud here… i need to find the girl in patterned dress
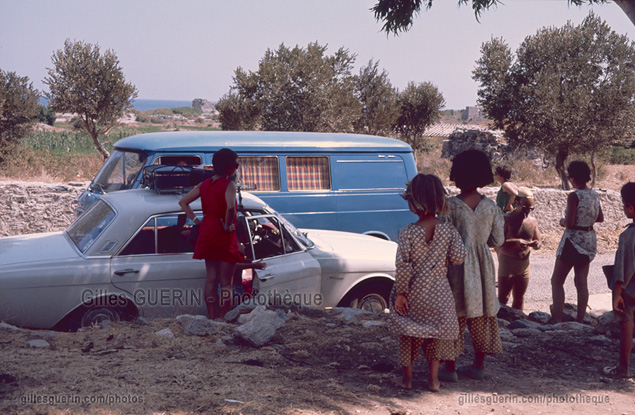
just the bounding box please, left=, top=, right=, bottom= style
left=442, top=149, right=505, bottom=381
left=551, top=161, right=604, bottom=323
left=389, top=174, right=466, bottom=392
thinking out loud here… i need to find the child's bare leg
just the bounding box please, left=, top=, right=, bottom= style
left=428, top=360, right=440, bottom=392
left=399, top=366, right=413, bottom=389
left=551, top=258, right=573, bottom=323
left=618, top=320, right=634, bottom=376
left=573, top=262, right=590, bottom=323
left=203, top=259, right=220, bottom=319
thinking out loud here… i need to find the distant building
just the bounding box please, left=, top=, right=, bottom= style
left=461, top=106, right=483, bottom=121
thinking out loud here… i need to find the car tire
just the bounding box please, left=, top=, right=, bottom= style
left=345, top=282, right=390, bottom=313
left=80, top=307, right=121, bottom=328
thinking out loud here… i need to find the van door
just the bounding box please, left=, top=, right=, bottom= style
left=331, top=154, right=412, bottom=241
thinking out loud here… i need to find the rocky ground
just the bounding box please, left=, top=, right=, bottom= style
left=0, top=180, right=634, bottom=415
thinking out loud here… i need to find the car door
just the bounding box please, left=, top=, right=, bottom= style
left=240, top=213, right=322, bottom=307
left=110, top=213, right=207, bottom=318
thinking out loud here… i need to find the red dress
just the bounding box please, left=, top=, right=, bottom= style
left=192, top=177, right=245, bottom=263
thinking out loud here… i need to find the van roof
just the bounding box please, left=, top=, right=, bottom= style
left=114, top=131, right=413, bottom=153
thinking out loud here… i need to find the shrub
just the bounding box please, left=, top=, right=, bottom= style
left=37, top=105, right=57, bottom=126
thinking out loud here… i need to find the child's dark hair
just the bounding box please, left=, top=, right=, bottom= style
left=567, top=160, right=591, bottom=184
left=622, top=182, right=635, bottom=207
left=449, top=149, right=494, bottom=189
left=212, top=148, right=238, bottom=176
left=403, top=174, right=446, bottom=216
left=495, top=165, right=512, bottom=181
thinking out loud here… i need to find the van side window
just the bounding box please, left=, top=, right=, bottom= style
left=286, top=156, right=331, bottom=191
left=335, top=158, right=407, bottom=190
left=238, top=156, right=280, bottom=192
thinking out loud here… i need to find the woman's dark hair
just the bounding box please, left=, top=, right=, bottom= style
left=567, top=160, right=591, bottom=184
left=495, top=165, right=512, bottom=181
left=621, top=182, right=635, bottom=207
left=212, top=148, right=238, bottom=176
left=449, top=149, right=494, bottom=190
left=403, top=174, right=446, bottom=216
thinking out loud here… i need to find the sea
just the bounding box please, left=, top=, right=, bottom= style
left=38, top=98, right=195, bottom=112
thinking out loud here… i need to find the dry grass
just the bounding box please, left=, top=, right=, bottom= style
left=0, top=146, right=103, bottom=182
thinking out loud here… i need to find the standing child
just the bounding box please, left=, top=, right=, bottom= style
left=389, top=174, right=466, bottom=392
left=603, top=182, right=635, bottom=378
left=550, top=160, right=604, bottom=323
left=494, top=165, right=518, bottom=213
left=497, top=187, right=542, bottom=311
left=442, top=149, right=505, bottom=381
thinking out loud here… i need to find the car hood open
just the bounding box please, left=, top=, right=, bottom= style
left=0, top=232, right=79, bottom=268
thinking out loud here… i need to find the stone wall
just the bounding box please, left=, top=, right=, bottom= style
left=0, top=181, right=629, bottom=253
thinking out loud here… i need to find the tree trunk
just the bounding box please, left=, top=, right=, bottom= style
left=91, top=132, right=110, bottom=160
left=555, top=149, right=569, bottom=190
left=590, top=150, right=597, bottom=188
left=615, top=0, right=635, bottom=26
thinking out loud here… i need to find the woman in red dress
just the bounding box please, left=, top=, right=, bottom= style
left=179, top=148, right=244, bottom=319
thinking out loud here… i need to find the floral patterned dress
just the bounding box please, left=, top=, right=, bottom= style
left=556, top=188, right=601, bottom=261
left=444, top=196, right=505, bottom=318
left=388, top=222, right=466, bottom=340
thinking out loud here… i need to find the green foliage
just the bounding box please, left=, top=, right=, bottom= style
left=37, top=105, right=56, bottom=126
left=372, top=0, right=616, bottom=35
left=353, top=60, right=400, bottom=136
left=394, top=81, right=445, bottom=153
left=0, top=69, right=40, bottom=151
left=20, top=131, right=108, bottom=155
left=44, top=39, right=138, bottom=159
left=598, top=145, right=635, bottom=165
left=473, top=13, right=635, bottom=189
left=217, top=42, right=361, bottom=132
left=171, top=106, right=202, bottom=117
left=135, top=112, right=151, bottom=123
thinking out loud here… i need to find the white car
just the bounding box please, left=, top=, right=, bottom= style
left=0, top=189, right=397, bottom=330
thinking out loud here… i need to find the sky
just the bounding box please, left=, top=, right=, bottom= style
left=1, top=0, right=634, bottom=110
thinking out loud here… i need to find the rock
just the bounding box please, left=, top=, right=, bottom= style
left=28, top=331, right=59, bottom=338
left=528, top=311, right=551, bottom=324
left=497, top=318, right=510, bottom=328
left=234, top=307, right=287, bottom=347
left=362, top=321, right=386, bottom=329
left=135, top=316, right=150, bottom=326
left=191, top=98, right=216, bottom=114
left=498, top=327, right=515, bottom=342
left=551, top=322, right=595, bottom=333
left=330, top=307, right=374, bottom=324
left=511, top=328, right=543, bottom=338
left=595, top=311, right=620, bottom=339
left=551, top=303, right=593, bottom=324
left=588, top=335, right=613, bottom=346
left=224, top=303, right=257, bottom=323
left=507, top=319, right=542, bottom=330
left=99, top=320, right=111, bottom=329
left=497, top=305, right=527, bottom=322
left=177, top=314, right=219, bottom=336
left=155, top=328, right=175, bottom=338
left=274, top=309, right=290, bottom=322
left=0, top=323, right=21, bottom=331
left=325, top=323, right=339, bottom=328
left=27, top=339, right=50, bottom=348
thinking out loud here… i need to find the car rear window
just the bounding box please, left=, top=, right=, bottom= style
left=66, top=201, right=116, bottom=253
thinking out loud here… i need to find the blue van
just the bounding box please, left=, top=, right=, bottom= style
left=77, top=131, right=418, bottom=241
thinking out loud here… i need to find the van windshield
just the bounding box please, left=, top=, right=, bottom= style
left=91, top=150, right=148, bottom=193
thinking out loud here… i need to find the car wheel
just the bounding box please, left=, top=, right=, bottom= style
left=346, top=282, right=390, bottom=313
left=80, top=307, right=121, bottom=328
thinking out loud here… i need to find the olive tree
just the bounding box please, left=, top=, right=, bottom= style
left=394, top=81, right=445, bottom=156
left=44, top=40, right=138, bottom=160
left=353, top=60, right=400, bottom=136
left=0, top=69, right=40, bottom=153
left=217, top=42, right=360, bottom=133
left=472, top=13, right=635, bottom=188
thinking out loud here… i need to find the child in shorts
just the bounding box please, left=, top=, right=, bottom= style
left=604, top=181, right=635, bottom=378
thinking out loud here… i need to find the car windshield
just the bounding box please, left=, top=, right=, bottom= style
left=66, top=200, right=116, bottom=253
left=271, top=210, right=314, bottom=248
left=91, top=149, right=148, bottom=193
